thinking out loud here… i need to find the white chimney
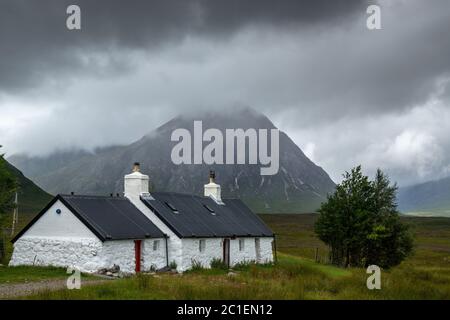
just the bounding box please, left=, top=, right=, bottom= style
left=124, top=162, right=150, bottom=198
left=204, top=170, right=224, bottom=205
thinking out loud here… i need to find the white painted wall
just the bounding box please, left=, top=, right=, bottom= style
left=258, top=237, right=275, bottom=263
left=9, top=237, right=103, bottom=272
left=99, top=240, right=136, bottom=273
left=9, top=200, right=105, bottom=272
left=126, top=194, right=183, bottom=271
left=142, top=239, right=167, bottom=271
left=178, top=237, right=274, bottom=271
left=9, top=237, right=167, bottom=274
left=180, top=238, right=223, bottom=271
left=21, top=200, right=98, bottom=239
left=230, top=238, right=256, bottom=265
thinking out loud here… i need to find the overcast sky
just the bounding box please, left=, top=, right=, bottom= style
left=1, top=0, right=450, bottom=186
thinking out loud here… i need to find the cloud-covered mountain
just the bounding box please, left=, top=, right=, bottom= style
left=9, top=107, right=335, bottom=213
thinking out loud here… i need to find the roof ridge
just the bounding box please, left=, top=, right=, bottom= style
left=143, top=193, right=274, bottom=238
left=60, top=194, right=127, bottom=200
left=151, top=191, right=240, bottom=201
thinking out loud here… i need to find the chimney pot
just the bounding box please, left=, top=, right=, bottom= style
left=204, top=170, right=223, bottom=205
left=133, top=162, right=141, bottom=172
left=209, top=170, right=215, bottom=183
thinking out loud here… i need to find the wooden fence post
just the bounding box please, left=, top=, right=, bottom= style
left=0, top=235, right=4, bottom=263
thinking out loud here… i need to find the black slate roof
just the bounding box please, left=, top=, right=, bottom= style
left=12, top=194, right=166, bottom=242
left=141, top=192, right=274, bottom=238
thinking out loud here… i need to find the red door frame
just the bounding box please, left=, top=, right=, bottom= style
left=135, top=240, right=142, bottom=273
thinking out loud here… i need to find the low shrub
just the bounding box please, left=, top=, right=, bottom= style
left=190, top=259, right=204, bottom=271
left=169, top=260, right=177, bottom=270
left=210, top=258, right=228, bottom=270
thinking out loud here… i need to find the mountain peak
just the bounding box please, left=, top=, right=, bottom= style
left=9, top=109, right=335, bottom=213
left=156, top=106, right=276, bottom=135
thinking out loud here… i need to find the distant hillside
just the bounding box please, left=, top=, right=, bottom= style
left=398, top=176, right=450, bottom=216
left=5, top=161, right=52, bottom=217
left=9, top=107, right=336, bottom=213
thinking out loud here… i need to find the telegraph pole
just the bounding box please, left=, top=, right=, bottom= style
left=11, top=192, right=18, bottom=237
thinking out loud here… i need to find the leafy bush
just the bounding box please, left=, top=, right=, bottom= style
left=169, top=260, right=177, bottom=270
left=190, top=259, right=204, bottom=271
left=210, top=258, right=228, bottom=270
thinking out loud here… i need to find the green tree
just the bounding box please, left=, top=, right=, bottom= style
left=0, top=145, right=17, bottom=221
left=315, top=166, right=413, bottom=268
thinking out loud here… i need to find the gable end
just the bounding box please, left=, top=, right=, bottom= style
left=11, top=195, right=106, bottom=243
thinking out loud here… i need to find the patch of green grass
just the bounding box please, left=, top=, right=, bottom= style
left=7, top=214, right=450, bottom=299
left=22, top=250, right=450, bottom=300
left=0, top=265, right=69, bottom=284
left=0, top=265, right=99, bottom=284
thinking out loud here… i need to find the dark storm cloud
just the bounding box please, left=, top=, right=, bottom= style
left=2, top=0, right=450, bottom=186
left=0, top=0, right=368, bottom=92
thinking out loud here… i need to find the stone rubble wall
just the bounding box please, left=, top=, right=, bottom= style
left=142, top=239, right=167, bottom=271
left=180, top=237, right=274, bottom=271
left=9, top=236, right=167, bottom=274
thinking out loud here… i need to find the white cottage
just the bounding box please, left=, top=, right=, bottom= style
left=10, top=164, right=275, bottom=273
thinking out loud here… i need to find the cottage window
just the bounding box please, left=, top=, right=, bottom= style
left=199, top=239, right=206, bottom=252
left=165, top=202, right=179, bottom=213
left=203, top=204, right=216, bottom=215
left=153, top=240, right=160, bottom=251
left=239, top=239, right=245, bottom=251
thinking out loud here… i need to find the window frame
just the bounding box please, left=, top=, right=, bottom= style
left=199, top=239, right=206, bottom=252
left=153, top=240, right=160, bottom=251
left=239, top=239, right=245, bottom=251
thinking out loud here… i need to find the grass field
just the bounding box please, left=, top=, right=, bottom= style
left=0, top=266, right=70, bottom=284
left=0, top=214, right=446, bottom=300
left=0, top=265, right=99, bottom=285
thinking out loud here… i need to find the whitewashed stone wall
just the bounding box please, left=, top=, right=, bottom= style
left=229, top=237, right=274, bottom=265
left=258, top=237, right=275, bottom=263
left=127, top=195, right=183, bottom=271
left=9, top=237, right=103, bottom=273
left=99, top=240, right=136, bottom=273
left=230, top=238, right=255, bottom=265
left=180, top=238, right=223, bottom=271
left=179, top=237, right=274, bottom=271
left=142, top=239, right=167, bottom=271
left=9, top=237, right=167, bottom=274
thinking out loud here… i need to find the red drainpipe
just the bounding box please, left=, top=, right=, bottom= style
left=135, top=240, right=142, bottom=273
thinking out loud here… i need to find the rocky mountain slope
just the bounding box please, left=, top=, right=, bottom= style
left=9, top=108, right=335, bottom=213
left=3, top=160, right=52, bottom=216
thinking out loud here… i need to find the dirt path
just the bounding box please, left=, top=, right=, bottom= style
left=0, top=279, right=107, bottom=299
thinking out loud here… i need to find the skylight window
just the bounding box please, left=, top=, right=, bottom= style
left=165, top=202, right=179, bottom=213
left=203, top=204, right=216, bottom=215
